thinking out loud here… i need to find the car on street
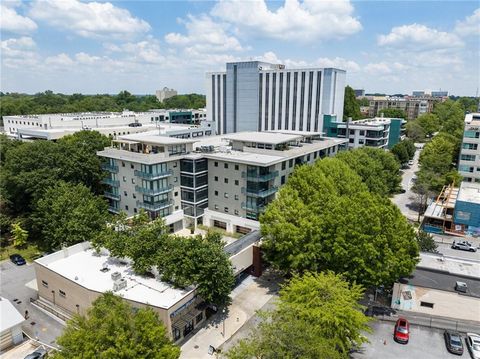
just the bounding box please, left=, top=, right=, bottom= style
left=444, top=331, right=464, bottom=355
left=466, top=333, right=480, bottom=359
left=10, top=253, right=26, bottom=266
left=393, top=318, right=410, bottom=344
left=24, top=347, right=47, bottom=359
left=455, top=281, right=468, bottom=293
left=451, top=240, right=477, bottom=252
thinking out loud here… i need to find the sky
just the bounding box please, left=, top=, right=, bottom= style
left=1, top=0, right=479, bottom=96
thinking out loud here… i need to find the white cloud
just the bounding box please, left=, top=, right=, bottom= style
left=1, top=36, right=37, bottom=63
left=455, top=8, right=480, bottom=36
left=0, top=4, right=37, bottom=34
left=211, top=0, right=362, bottom=42
left=364, top=62, right=407, bottom=75
left=45, top=53, right=75, bottom=67
left=74, top=52, right=101, bottom=65
left=28, top=0, right=150, bottom=39
left=105, top=37, right=164, bottom=64
left=314, top=57, right=361, bottom=73
left=378, top=24, right=463, bottom=50
left=165, top=14, right=244, bottom=53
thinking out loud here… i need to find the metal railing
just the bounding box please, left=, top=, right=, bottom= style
left=101, top=163, right=119, bottom=173
left=135, top=184, right=173, bottom=196
left=108, top=206, right=120, bottom=214
left=137, top=199, right=173, bottom=211
left=134, top=169, right=173, bottom=180
left=101, top=178, right=120, bottom=187
left=241, top=170, right=279, bottom=182
left=104, top=191, right=120, bottom=201
left=241, top=202, right=266, bottom=212
left=243, top=186, right=278, bottom=198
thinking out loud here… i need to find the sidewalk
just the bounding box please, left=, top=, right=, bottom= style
left=180, top=273, right=279, bottom=359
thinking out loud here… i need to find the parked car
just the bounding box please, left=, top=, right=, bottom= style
left=466, top=333, right=480, bottom=359
left=451, top=240, right=477, bottom=252
left=444, top=331, right=464, bottom=355
left=10, top=254, right=26, bottom=266
left=455, top=281, right=468, bottom=293
left=364, top=305, right=397, bottom=317
left=24, top=348, right=47, bottom=359
left=393, top=318, right=410, bottom=344
left=408, top=160, right=414, bottom=166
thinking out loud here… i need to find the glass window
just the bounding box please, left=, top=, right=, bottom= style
left=224, top=192, right=229, bottom=198
left=214, top=162, right=218, bottom=167
left=42, top=280, right=48, bottom=288
left=224, top=163, right=228, bottom=169
left=235, top=164, right=239, bottom=170
left=282, top=161, right=286, bottom=170
left=224, top=178, right=228, bottom=184
left=235, top=195, right=239, bottom=200
left=224, top=207, right=229, bottom=213
left=59, top=290, right=66, bottom=298
left=215, top=190, right=218, bottom=196
left=214, top=176, right=218, bottom=182
left=235, top=180, right=239, bottom=185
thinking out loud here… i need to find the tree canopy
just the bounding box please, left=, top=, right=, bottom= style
left=343, top=86, right=361, bottom=120
left=31, top=182, right=108, bottom=250
left=336, top=147, right=401, bottom=196
left=94, top=215, right=235, bottom=306
left=53, top=292, right=180, bottom=359
left=378, top=108, right=407, bottom=119
left=391, top=140, right=416, bottom=165
left=260, top=158, right=419, bottom=287
left=225, top=272, right=370, bottom=359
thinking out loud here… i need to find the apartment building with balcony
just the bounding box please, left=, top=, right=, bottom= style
left=368, top=96, right=441, bottom=120
left=459, top=113, right=480, bottom=183
left=98, top=130, right=347, bottom=233
left=323, top=116, right=404, bottom=149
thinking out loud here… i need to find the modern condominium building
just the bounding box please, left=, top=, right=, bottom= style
left=458, top=113, right=480, bottom=183
left=323, top=116, right=405, bottom=149
left=97, top=130, right=347, bottom=233
left=368, top=96, right=442, bottom=120
left=206, top=61, right=346, bottom=135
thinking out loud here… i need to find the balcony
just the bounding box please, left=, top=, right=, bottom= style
left=101, top=163, right=119, bottom=173
left=241, top=202, right=266, bottom=213
left=108, top=206, right=120, bottom=214
left=102, top=178, right=120, bottom=187
left=134, top=169, right=173, bottom=180
left=242, top=170, right=279, bottom=182
left=135, top=184, right=173, bottom=196
left=137, top=199, right=173, bottom=211
left=243, top=186, right=278, bottom=198
left=104, top=191, right=121, bottom=201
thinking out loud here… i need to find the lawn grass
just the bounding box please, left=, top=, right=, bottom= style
left=0, top=242, right=43, bottom=262
left=197, top=224, right=243, bottom=239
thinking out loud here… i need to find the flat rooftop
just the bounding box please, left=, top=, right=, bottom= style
left=118, top=131, right=196, bottom=145
left=0, top=297, right=24, bottom=331
left=457, top=182, right=480, bottom=205
left=418, top=252, right=480, bottom=278
left=222, top=131, right=303, bottom=144
left=35, top=242, right=194, bottom=309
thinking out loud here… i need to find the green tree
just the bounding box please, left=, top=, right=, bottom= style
left=406, top=120, right=426, bottom=142
left=226, top=272, right=370, bottom=359
left=260, top=158, right=419, bottom=287
left=416, top=230, right=438, bottom=253
left=343, top=86, right=361, bottom=120
left=53, top=292, right=180, bottom=359
left=391, top=142, right=409, bottom=165
left=403, top=139, right=416, bottom=159
left=32, top=182, right=108, bottom=250
left=417, top=113, right=440, bottom=137
left=11, top=222, right=28, bottom=248
left=336, top=147, right=401, bottom=196
left=378, top=108, right=407, bottom=119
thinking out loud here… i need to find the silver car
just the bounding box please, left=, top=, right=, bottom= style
left=466, top=333, right=480, bottom=359
left=451, top=240, right=477, bottom=252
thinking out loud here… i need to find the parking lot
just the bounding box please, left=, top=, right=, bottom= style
left=0, top=260, right=64, bottom=348
left=353, top=320, right=475, bottom=359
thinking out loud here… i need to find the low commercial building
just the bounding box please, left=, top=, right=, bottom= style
left=323, top=116, right=404, bottom=149
left=423, top=181, right=480, bottom=236
left=459, top=113, right=480, bottom=183
left=3, top=109, right=209, bottom=140
left=391, top=253, right=480, bottom=323
left=0, top=297, right=25, bottom=351
left=368, top=95, right=441, bottom=120
left=97, top=130, right=347, bottom=231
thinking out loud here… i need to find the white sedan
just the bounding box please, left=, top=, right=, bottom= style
left=466, top=333, right=480, bottom=359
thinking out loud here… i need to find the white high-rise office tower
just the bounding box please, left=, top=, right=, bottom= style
left=206, top=61, right=346, bottom=135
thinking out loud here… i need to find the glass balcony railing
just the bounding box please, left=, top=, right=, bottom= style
left=102, top=178, right=120, bottom=187
left=108, top=206, right=120, bottom=214
left=241, top=170, right=279, bottom=182
left=101, top=163, right=119, bottom=173
left=243, top=186, right=278, bottom=198
left=241, top=202, right=267, bottom=212
left=134, top=169, right=173, bottom=180
left=137, top=199, right=173, bottom=211
left=104, top=191, right=120, bottom=201
left=135, top=184, right=173, bottom=196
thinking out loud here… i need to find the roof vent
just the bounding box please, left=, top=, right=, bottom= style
left=111, top=271, right=122, bottom=281
left=113, top=278, right=127, bottom=292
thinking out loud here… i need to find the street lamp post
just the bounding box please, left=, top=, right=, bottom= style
left=51, top=290, right=56, bottom=305
left=76, top=304, right=80, bottom=314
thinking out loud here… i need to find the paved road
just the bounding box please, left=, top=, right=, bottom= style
left=353, top=320, right=470, bottom=359
left=392, top=144, right=424, bottom=222
left=435, top=242, right=480, bottom=261
left=0, top=260, right=64, bottom=348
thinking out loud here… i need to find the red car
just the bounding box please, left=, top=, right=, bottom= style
left=394, top=318, right=410, bottom=344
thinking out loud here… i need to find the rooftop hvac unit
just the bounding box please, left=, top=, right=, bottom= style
left=113, top=278, right=127, bottom=292
left=111, top=271, right=122, bottom=281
